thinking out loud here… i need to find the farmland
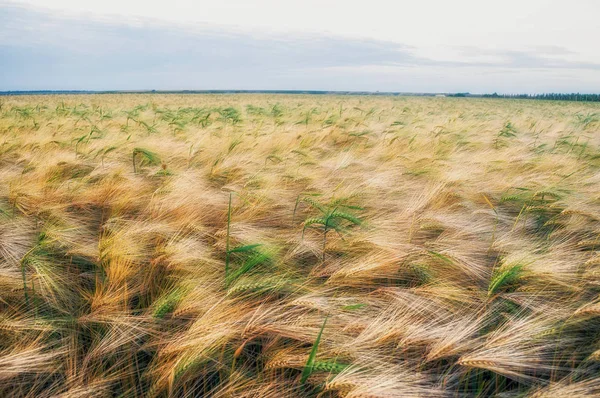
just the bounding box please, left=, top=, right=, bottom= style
left=1, top=94, right=600, bottom=397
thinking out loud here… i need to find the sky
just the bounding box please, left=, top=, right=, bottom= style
left=1, top=0, right=600, bottom=93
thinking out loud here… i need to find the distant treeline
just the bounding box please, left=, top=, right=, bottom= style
left=486, top=93, right=600, bottom=102
left=449, top=92, right=600, bottom=102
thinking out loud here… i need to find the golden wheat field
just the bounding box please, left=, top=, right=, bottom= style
left=1, top=94, right=600, bottom=397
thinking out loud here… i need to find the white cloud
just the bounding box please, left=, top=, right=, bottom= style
left=1, top=0, right=599, bottom=92
left=8, top=0, right=600, bottom=59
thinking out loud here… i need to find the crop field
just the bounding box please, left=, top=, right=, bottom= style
left=1, top=94, right=600, bottom=397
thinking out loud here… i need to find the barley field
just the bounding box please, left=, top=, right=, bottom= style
left=1, top=94, right=600, bottom=397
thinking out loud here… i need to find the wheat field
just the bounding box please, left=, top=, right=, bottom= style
left=1, top=94, right=600, bottom=397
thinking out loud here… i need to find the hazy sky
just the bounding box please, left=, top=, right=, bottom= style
left=2, top=0, right=600, bottom=93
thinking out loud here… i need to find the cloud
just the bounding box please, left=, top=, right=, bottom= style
left=0, top=4, right=426, bottom=90
left=454, top=46, right=600, bottom=71
left=1, top=3, right=599, bottom=92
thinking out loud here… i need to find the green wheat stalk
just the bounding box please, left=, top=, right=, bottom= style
left=225, top=192, right=232, bottom=276
left=301, top=315, right=328, bottom=384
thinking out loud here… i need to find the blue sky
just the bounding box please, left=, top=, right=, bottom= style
left=2, top=0, right=600, bottom=93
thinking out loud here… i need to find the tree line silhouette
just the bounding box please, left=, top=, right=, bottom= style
left=480, top=92, right=600, bottom=102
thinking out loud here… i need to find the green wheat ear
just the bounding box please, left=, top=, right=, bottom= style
left=302, top=196, right=327, bottom=214
left=292, top=192, right=322, bottom=224
left=265, top=154, right=283, bottom=165
left=328, top=211, right=362, bottom=226
left=97, top=146, right=118, bottom=166
left=409, top=263, right=434, bottom=285
left=300, top=197, right=363, bottom=262
left=152, top=288, right=186, bottom=319
left=172, top=355, right=207, bottom=386
left=488, top=264, right=525, bottom=297
left=342, top=303, right=367, bottom=311
left=225, top=250, right=271, bottom=287
left=312, top=360, right=349, bottom=373
left=132, top=147, right=160, bottom=173
left=302, top=217, right=327, bottom=240
left=228, top=244, right=263, bottom=254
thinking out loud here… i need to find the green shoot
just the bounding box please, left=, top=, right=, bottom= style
left=226, top=192, right=232, bottom=276
left=301, top=315, right=328, bottom=384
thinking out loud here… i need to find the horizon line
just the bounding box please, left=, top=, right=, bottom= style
left=2, top=89, right=600, bottom=97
